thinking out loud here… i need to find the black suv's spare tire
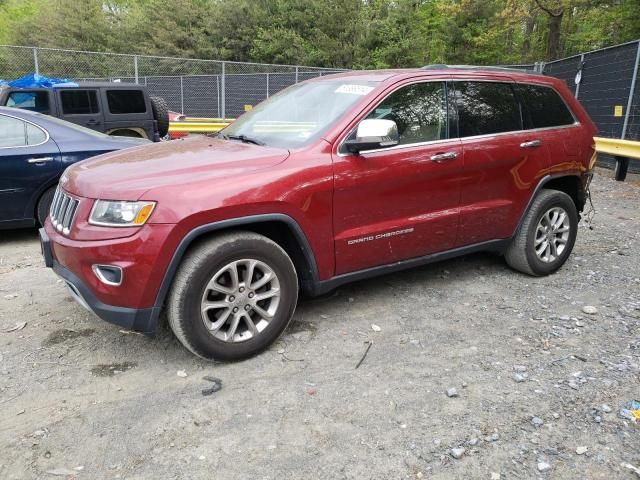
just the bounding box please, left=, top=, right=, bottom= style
left=150, top=96, right=170, bottom=137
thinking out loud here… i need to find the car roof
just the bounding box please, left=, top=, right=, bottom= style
left=74, top=81, right=145, bottom=88
left=311, top=65, right=550, bottom=85
left=2, top=81, right=144, bottom=90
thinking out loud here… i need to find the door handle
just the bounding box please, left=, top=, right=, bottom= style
left=430, top=152, right=458, bottom=162
left=27, top=157, right=54, bottom=165
left=86, top=119, right=99, bottom=125
left=520, top=140, right=542, bottom=148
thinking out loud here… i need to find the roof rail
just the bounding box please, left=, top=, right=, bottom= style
left=420, top=64, right=541, bottom=74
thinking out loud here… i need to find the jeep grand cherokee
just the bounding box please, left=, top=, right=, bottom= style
left=40, top=66, right=597, bottom=360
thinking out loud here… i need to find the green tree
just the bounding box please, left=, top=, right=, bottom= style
left=1, top=0, right=639, bottom=69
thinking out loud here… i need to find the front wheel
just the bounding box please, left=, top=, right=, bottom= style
left=36, top=186, right=56, bottom=226
left=505, top=189, right=578, bottom=276
left=167, top=231, right=298, bottom=361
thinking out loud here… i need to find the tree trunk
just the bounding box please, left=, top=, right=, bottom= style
left=547, top=10, right=563, bottom=60
left=521, top=3, right=536, bottom=59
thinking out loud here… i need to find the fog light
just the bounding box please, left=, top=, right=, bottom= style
left=92, top=264, right=123, bottom=286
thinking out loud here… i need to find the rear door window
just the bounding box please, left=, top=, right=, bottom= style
left=106, top=90, right=147, bottom=114
left=6, top=91, right=50, bottom=114
left=0, top=115, right=27, bottom=147
left=60, top=90, right=100, bottom=115
left=516, top=84, right=575, bottom=129
left=452, top=81, right=522, bottom=137
left=0, top=115, right=48, bottom=148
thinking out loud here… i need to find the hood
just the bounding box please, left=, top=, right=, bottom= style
left=61, top=136, right=290, bottom=200
left=106, top=136, right=152, bottom=148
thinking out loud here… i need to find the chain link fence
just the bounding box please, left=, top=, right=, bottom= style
left=504, top=41, right=640, bottom=143
left=541, top=40, right=640, bottom=171
left=1, top=42, right=639, bottom=140
left=0, top=45, right=345, bottom=118
left=543, top=39, right=640, bottom=142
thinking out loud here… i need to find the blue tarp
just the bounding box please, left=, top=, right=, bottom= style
left=2, top=73, right=78, bottom=89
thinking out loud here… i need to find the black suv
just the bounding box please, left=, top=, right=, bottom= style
left=0, top=82, right=169, bottom=141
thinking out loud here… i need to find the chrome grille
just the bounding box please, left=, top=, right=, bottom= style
left=50, top=187, right=79, bottom=235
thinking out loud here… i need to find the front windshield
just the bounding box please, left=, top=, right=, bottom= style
left=221, top=80, right=379, bottom=148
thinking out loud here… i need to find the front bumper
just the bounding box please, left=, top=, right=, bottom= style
left=39, top=227, right=161, bottom=334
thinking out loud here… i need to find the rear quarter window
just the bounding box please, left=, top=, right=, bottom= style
left=106, top=90, right=147, bottom=114
left=26, top=123, right=47, bottom=145
left=453, top=81, right=522, bottom=137
left=516, top=84, right=575, bottom=129
left=6, top=91, right=50, bottom=114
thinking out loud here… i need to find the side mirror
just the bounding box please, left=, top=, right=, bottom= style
left=344, top=119, right=399, bottom=154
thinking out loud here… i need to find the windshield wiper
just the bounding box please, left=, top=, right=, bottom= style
left=208, top=132, right=228, bottom=140
left=226, top=134, right=265, bottom=146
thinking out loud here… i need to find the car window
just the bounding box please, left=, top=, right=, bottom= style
left=106, top=90, right=147, bottom=114
left=516, top=84, right=575, bottom=129
left=0, top=114, right=28, bottom=147
left=6, top=91, right=50, bottom=114
left=453, top=81, right=522, bottom=137
left=26, top=123, right=47, bottom=145
left=60, top=90, right=99, bottom=115
left=359, top=82, right=448, bottom=145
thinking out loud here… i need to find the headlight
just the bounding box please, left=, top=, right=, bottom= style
left=89, top=200, right=156, bottom=227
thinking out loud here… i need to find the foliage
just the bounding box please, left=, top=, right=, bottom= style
left=0, top=0, right=638, bottom=67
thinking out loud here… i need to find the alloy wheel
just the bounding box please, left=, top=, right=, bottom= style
left=200, top=259, right=281, bottom=343
left=534, top=206, right=571, bottom=263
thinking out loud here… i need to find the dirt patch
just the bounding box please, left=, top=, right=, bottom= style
left=90, top=361, right=138, bottom=377
left=41, top=328, right=96, bottom=347
left=287, top=320, right=318, bottom=334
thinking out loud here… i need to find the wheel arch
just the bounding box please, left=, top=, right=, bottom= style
left=512, top=174, right=584, bottom=239
left=542, top=175, right=585, bottom=212
left=154, top=214, right=320, bottom=312
left=105, top=127, right=148, bottom=139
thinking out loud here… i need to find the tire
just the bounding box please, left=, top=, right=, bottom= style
left=167, top=231, right=299, bottom=361
left=149, top=96, right=170, bottom=137
left=36, top=186, right=56, bottom=226
left=505, top=189, right=578, bottom=276
left=614, top=156, right=629, bottom=182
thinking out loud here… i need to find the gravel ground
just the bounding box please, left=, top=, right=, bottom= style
left=1, top=169, right=639, bottom=480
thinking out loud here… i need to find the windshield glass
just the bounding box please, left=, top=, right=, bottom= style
left=221, top=80, right=379, bottom=148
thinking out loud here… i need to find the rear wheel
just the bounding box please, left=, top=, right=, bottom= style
left=36, top=186, right=56, bottom=226
left=505, top=189, right=578, bottom=276
left=167, top=231, right=298, bottom=361
left=614, top=155, right=629, bottom=181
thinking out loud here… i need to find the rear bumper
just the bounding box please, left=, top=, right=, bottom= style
left=39, top=227, right=161, bottom=334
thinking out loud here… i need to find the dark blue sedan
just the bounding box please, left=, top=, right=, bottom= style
left=0, top=107, right=149, bottom=229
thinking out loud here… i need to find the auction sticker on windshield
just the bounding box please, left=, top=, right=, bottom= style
left=335, top=84, right=375, bottom=95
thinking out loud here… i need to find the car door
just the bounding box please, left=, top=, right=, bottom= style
left=451, top=79, right=551, bottom=246
left=0, top=113, right=62, bottom=222
left=56, top=88, right=103, bottom=132
left=332, top=80, right=463, bottom=275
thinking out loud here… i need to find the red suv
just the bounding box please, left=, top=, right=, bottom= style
left=40, top=67, right=597, bottom=360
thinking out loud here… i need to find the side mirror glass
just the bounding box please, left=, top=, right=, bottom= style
left=344, top=119, right=399, bottom=154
